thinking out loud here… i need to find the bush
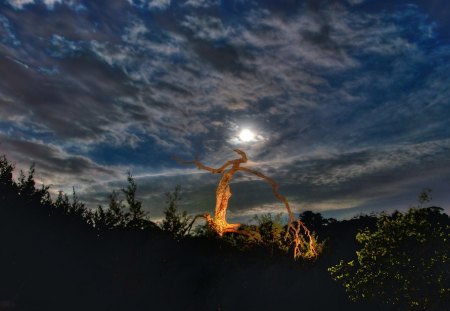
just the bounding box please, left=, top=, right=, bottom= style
left=328, top=207, right=450, bottom=310
left=253, top=213, right=290, bottom=254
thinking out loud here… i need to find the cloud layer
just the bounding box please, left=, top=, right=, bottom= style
left=1, top=0, right=449, bottom=220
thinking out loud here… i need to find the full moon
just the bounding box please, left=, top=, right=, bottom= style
left=238, top=129, right=255, bottom=142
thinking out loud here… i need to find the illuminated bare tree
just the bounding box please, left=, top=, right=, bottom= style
left=176, top=149, right=318, bottom=259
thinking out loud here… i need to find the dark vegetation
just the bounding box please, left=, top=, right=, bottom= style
left=1, top=155, right=449, bottom=310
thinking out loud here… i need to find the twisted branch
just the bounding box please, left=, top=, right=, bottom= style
left=175, top=149, right=317, bottom=259
left=238, top=167, right=317, bottom=259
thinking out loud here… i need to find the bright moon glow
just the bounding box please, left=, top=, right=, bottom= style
left=238, top=129, right=255, bottom=142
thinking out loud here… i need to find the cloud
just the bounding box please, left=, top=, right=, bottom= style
left=3, top=1, right=434, bottom=156
left=5, top=0, right=75, bottom=10
left=5, top=0, right=34, bottom=9
left=346, top=0, right=365, bottom=5
left=0, top=134, right=119, bottom=191
left=148, top=0, right=170, bottom=9
left=181, top=15, right=229, bottom=41
left=230, top=6, right=359, bottom=70
left=128, top=0, right=171, bottom=10
left=43, top=0, right=63, bottom=9
left=0, top=14, right=20, bottom=46
left=0, top=49, right=143, bottom=146
left=226, top=101, right=250, bottom=111
left=192, top=138, right=450, bottom=219
left=183, top=0, right=219, bottom=8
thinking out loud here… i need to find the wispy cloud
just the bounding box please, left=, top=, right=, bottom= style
left=6, top=0, right=78, bottom=10
left=127, top=0, right=171, bottom=10
left=5, top=0, right=34, bottom=9
left=181, top=15, right=229, bottom=41
left=0, top=134, right=119, bottom=191
left=183, top=0, right=219, bottom=8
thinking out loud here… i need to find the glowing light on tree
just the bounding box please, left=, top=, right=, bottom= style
left=175, top=149, right=318, bottom=259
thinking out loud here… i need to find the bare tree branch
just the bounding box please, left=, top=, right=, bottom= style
left=175, top=149, right=318, bottom=259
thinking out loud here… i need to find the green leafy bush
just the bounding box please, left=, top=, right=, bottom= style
left=329, top=207, right=450, bottom=310
left=253, top=213, right=290, bottom=254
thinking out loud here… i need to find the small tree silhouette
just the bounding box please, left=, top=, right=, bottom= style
left=108, top=190, right=129, bottom=225
left=54, top=191, right=70, bottom=213
left=89, top=190, right=128, bottom=230
left=0, top=155, right=14, bottom=190
left=17, top=165, right=36, bottom=200
left=161, top=185, right=192, bottom=239
left=418, top=188, right=432, bottom=205
left=122, top=172, right=147, bottom=229
left=176, top=149, right=318, bottom=259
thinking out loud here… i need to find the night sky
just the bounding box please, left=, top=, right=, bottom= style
left=1, top=0, right=450, bottom=222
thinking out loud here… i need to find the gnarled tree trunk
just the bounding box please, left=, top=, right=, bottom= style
left=176, top=149, right=318, bottom=259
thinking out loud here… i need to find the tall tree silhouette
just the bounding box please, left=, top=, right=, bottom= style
left=122, top=172, right=146, bottom=229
